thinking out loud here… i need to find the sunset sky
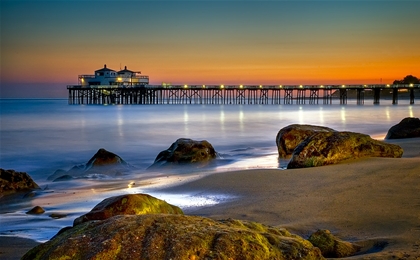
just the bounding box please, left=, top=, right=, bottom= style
left=1, top=0, right=419, bottom=98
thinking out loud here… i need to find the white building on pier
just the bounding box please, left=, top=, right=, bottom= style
left=78, top=64, right=149, bottom=87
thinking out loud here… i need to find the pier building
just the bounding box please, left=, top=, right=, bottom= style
left=78, top=64, right=149, bottom=87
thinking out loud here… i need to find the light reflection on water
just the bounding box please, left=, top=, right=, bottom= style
left=0, top=99, right=418, bottom=179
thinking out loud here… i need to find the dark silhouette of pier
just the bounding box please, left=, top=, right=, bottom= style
left=67, top=84, right=419, bottom=105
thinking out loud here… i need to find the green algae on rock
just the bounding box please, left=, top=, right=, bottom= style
left=23, top=214, right=324, bottom=260
left=287, top=131, right=403, bottom=169
left=73, top=193, right=183, bottom=226
left=276, top=124, right=336, bottom=158
left=308, top=229, right=361, bottom=258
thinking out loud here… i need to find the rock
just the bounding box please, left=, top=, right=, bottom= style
left=0, top=169, right=40, bottom=195
left=287, top=131, right=403, bottom=169
left=52, top=174, right=74, bottom=182
left=73, top=193, right=183, bottom=226
left=26, top=206, right=45, bottom=215
left=49, top=213, right=67, bottom=219
left=48, top=148, right=133, bottom=181
left=385, top=117, right=420, bottom=139
left=308, top=229, right=360, bottom=258
left=23, top=214, right=324, bottom=260
left=85, top=148, right=128, bottom=168
left=276, top=124, right=336, bottom=158
left=149, top=138, right=217, bottom=169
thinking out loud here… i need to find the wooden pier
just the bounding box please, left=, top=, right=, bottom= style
left=67, top=84, right=420, bottom=105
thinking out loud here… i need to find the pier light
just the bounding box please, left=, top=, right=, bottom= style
left=117, top=77, right=122, bottom=81
left=299, top=85, right=303, bottom=88
left=386, top=84, right=390, bottom=87
left=240, top=85, right=243, bottom=89
left=364, top=85, right=367, bottom=87
left=184, top=84, right=188, bottom=89
left=81, top=78, right=84, bottom=83
left=409, top=83, right=414, bottom=87
left=202, top=85, right=206, bottom=88
left=220, top=84, right=224, bottom=89
left=320, top=85, right=324, bottom=88
left=279, top=85, right=282, bottom=88
left=259, top=85, right=262, bottom=88
left=342, top=85, right=346, bottom=88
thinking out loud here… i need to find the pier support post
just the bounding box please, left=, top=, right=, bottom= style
left=284, top=89, right=293, bottom=104
left=339, top=89, right=347, bottom=105
left=260, top=89, right=269, bottom=104
left=410, top=88, right=415, bottom=104
left=309, top=89, right=319, bottom=104
left=297, top=89, right=305, bottom=104
left=373, top=88, right=381, bottom=105
left=392, top=88, right=398, bottom=105
left=357, top=89, right=364, bottom=105
left=323, top=89, right=332, bottom=104
left=236, top=89, right=246, bottom=104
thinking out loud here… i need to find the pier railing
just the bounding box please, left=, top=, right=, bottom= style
left=67, top=84, right=420, bottom=105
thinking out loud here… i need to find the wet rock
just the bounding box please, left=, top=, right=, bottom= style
left=52, top=174, right=74, bottom=182
left=308, top=229, right=361, bottom=258
left=288, top=131, right=403, bottom=169
left=276, top=124, right=336, bottom=158
left=0, top=169, right=40, bottom=195
left=23, top=214, right=324, bottom=260
left=73, top=193, right=183, bottom=226
left=385, top=117, right=420, bottom=139
left=48, top=148, right=133, bottom=181
left=149, top=138, right=218, bottom=169
left=26, top=206, right=45, bottom=215
left=49, top=213, right=67, bottom=219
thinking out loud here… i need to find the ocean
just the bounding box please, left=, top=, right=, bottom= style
left=0, top=98, right=418, bottom=242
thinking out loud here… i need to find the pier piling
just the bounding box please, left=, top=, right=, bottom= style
left=67, top=84, right=419, bottom=105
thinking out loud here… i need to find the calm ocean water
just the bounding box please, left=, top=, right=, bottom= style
left=0, top=98, right=418, bottom=182
left=0, top=98, right=418, bottom=242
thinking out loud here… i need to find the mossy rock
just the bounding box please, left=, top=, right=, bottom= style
left=149, top=138, right=218, bottom=169
left=24, top=214, right=324, bottom=260
left=287, top=131, right=403, bottom=169
left=276, top=124, right=336, bottom=158
left=308, top=229, right=360, bottom=258
left=73, top=193, right=183, bottom=226
left=0, top=168, right=40, bottom=195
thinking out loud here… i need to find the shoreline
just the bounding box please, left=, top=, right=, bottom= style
left=1, top=138, right=419, bottom=259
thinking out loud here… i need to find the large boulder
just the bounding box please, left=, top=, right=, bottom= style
left=308, top=229, right=360, bottom=258
left=73, top=193, right=183, bottom=226
left=0, top=169, right=40, bottom=195
left=48, top=148, right=132, bottom=181
left=276, top=124, right=336, bottom=158
left=287, top=131, right=403, bottom=169
left=23, top=214, right=324, bottom=260
left=149, top=138, right=218, bottom=169
left=385, top=117, right=420, bottom=139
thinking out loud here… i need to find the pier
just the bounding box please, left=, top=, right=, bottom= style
left=67, top=84, right=419, bottom=105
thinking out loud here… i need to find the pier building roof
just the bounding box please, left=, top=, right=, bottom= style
left=118, top=66, right=135, bottom=74
left=95, top=64, right=116, bottom=73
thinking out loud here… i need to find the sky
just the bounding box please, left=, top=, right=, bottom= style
left=1, top=0, right=419, bottom=98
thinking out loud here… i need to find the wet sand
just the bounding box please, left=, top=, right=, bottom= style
left=159, top=138, right=420, bottom=259
left=2, top=138, right=420, bottom=259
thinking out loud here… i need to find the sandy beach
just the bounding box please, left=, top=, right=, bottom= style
left=1, top=138, right=420, bottom=259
